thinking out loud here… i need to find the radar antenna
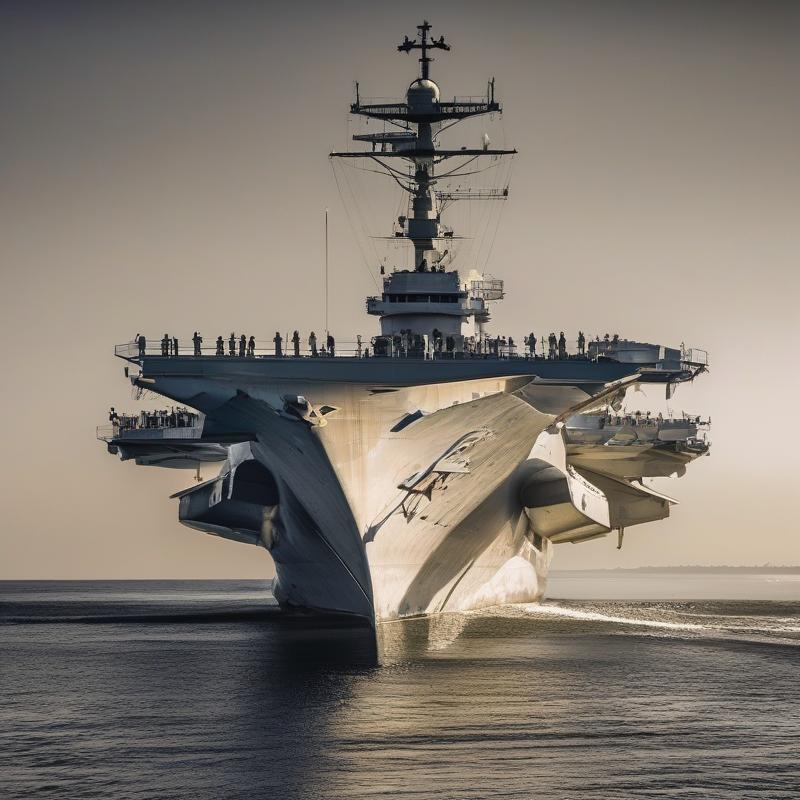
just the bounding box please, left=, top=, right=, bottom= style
left=397, top=19, right=451, bottom=80
left=330, top=21, right=516, bottom=272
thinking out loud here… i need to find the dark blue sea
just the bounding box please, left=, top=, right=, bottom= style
left=2, top=573, right=798, bottom=799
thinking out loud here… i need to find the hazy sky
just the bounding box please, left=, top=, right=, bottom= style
left=2, top=0, right=799, bottom=578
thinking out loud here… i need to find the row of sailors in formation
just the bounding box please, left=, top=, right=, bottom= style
left=139, top=332, right=339, bottom=358
left=523, top=332, right=622, bottom=357
left=108, top=406, right=198, bottom=431
left=435, top=330, right=593, bottom=357
left=601, top=412, right=707, bottom=427
left=135, top=330, right=623, bottom=359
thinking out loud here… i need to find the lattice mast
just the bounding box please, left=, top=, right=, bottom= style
left=330, top=20, right=516, bottom=274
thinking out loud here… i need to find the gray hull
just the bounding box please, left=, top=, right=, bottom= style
left=122, top=353, right=705, bottom=623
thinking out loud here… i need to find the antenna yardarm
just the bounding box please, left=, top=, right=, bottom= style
left=397, top=19, right=450, bottom=80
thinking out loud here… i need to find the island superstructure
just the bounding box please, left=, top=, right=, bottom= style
left=99, top=22, right=710, bottom=623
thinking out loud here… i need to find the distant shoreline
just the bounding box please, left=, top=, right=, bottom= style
left=552, top=566, right=800, bottom=574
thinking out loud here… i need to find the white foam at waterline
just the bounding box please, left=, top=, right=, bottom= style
left=513, top=602, right=708, bottom=631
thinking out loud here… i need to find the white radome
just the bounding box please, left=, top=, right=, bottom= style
left=407, top=78, right=440, bottom=108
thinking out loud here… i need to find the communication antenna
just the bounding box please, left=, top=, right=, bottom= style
left=325, top=208, right=329, bottom=337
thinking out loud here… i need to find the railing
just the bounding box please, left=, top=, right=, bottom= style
left=356, top=95, right=492, bottom=105
left=564, top=414, right=711, bottom=450
left=585, top=414, right=710, bottom=428
left=98, top=408, right=201, bottom=441
left=117, top=338, right=378, bottom=360
left=96, top=425, right=115, bottom=442
left=97, top=424, right=202, bottom=442
left=351, top=98, right=500, bottom=119
left=116, top=336, right=597, bottom=362
left=469, top=279, right=504, bottom=301
left=683, top=348, right=709, bottom=367
left=365, top=297, right=482, bottom=315
left=115, top=336, right=706, bottom=365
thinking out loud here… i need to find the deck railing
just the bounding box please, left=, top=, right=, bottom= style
left=115, top=336, right=710, bottom=366
left=115, top=337, right=599, bottom=362
left=97, top=424, right=203, bottom=442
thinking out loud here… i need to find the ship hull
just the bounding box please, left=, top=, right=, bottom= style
left=155, top=369, right=566, bottom=623
left=125, top=354, right=703, bottom=624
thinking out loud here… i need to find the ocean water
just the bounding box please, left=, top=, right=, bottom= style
left=1, top=575, right=798, bottom=799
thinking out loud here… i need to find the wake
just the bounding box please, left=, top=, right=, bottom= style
left=500, top=601, right=800, bottom=644
left=515, top=602, right=707, bottom=631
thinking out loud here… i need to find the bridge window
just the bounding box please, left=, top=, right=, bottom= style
left=383, top=293, right=459, bottom=303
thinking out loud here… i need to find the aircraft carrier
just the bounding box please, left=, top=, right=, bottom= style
left=99, top=22, right=710, bottom=623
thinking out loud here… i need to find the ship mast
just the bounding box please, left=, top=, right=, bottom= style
left=330, top=20, right=516, bottom=273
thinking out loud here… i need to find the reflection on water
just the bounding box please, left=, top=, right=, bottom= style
left=1, top=580, right=799, bottom=799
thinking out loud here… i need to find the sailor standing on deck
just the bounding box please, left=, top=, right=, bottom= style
left=215, top=336, right=224, bottom=356
left=308, top=331, right=317, bottom=357
left=161, top=334, right=170, bottom=356
left=192, top=331, right=202, bottom=356
left=526, top=333, right=536, bottom=356
left=247, top=335, right=255, bottom=357
left=558, top=331, right=567, bottom=359
left=228, top=333, right=236, bottom=357
left=274, top=332, right=283, bottom=357
left=577, top=330, right=585, bottom=355
left=292, top=330, right=300, bottom=357
left=239, top=334, right=246, bottom=357
left=327, top=333, right=335, bottom=357
left=138, top=334, right=147, bottom=358
left=173, top=337, right=179, bottom=357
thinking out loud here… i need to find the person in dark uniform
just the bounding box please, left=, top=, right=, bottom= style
left=161, top=334, right=170, bottom=356
left=326, top=333, right=335, bottom=357
left=172, top=337, right=179, bottom=357
left=192, top=331, right=202, bottom=356
left=228, top=333, right=236, bottom=357
left=308, top=331, right=317, bottom=357
left=247, top=335, right=255, bottom=357
left=548, top=332, right=556, bottom=359
left=274, top=332, right=283, bottom=357
left=577, top=330, right=585, bottom=355
left=526, top=333, right=536, bottom=356
left=138, top=334, right=147, bottom=358
left=215, top=336, right=224, bottom=356
left=239, top=334, right=246, bottom=357
left=292, top=330, right=300, bottom=357
left=558, top=331, right=567, bottom=359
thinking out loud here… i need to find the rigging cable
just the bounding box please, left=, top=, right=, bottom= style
left=481, top=154, right=514, bottom=272
left=339, top=159, right=384, bottom=269
left=330, top=161, right=381, bottom=290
